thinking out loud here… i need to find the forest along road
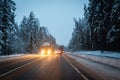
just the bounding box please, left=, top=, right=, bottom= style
left=0, top=54, right=96, bottom=80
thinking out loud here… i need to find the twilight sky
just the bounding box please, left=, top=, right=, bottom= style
left=14, top=0, right=88, bottom=46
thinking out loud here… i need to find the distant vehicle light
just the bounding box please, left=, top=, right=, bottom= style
left=48, top=49, right=51, bottom=55
left=41, top=49, right=45, bottom=54
left=55, top=51, right=57, bottom=54
left=55, top=50, right=59, bottom=54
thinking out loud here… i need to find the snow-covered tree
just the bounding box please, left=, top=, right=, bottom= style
left=87, top=0, right=115, bottom=51
left=107, top=0, right=120, bottom=51
left=19, top=11, right=56, bottom=54
left=68, top=18, right=85, bottom=51
left=9, top=23, right=25, bottom=54
left=69, top=0, right=120, bottom=52
left=0, top=0, right=4, bottom=54
left=0, top=0, right=16, bottom=55
left=0, top=30, right=4, bottom=54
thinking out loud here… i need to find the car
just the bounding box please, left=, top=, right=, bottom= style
left=55, top=45, right=64, bottom=55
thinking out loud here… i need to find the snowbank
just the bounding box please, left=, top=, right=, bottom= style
left=0, top=54, right=25, bottom=59
left=66, top=54, right=120, bottom=80
left=75, top=51, right=120, bottom=59
left=67, top=51, right=120, bottom=69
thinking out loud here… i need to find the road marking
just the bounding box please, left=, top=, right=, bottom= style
left=0, top=58, right=39, bottom=78
left=64, top=55, right=89, bottom=80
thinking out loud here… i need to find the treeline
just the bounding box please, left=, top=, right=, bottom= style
left=68, top=0, right=120, bottom=52
left=18, top=12, right=56, bottom=54
left=0, top=0, right=56, bottom=55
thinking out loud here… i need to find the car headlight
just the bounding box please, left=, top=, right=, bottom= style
left=48, top=50, right=51, bottom=55
left=41, top=50, right=45, bottom=54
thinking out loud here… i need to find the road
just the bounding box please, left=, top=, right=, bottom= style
left=0, top=54, right=90, bottom=80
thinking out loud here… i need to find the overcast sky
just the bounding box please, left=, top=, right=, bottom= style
left=14, top=0, right=88, bottom=46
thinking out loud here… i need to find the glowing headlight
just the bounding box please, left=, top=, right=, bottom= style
left=41, top=50, right=45, bottom=54
left=55, top=51, right=58, bottom=54
left=48, top=50, right=51, bottom=55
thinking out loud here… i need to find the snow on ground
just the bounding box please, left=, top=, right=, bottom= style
left=67, top=51, right=120, bottom=69
left=66, top=54, right=120, bottom=80
left=0, top=54, right=25, bottom=59
left=75, top=51, right=120, bottom=59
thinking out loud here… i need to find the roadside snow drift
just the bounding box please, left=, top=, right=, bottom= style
left=67, top=51, right=120, bottom=69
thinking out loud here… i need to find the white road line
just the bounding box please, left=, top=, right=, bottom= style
left=64, top=55, right=89, bottom=80
left=0, top=58, right=38, bottom=78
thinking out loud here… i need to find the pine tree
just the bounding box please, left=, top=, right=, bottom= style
left=19, top=11, right=56, bottom=54
left=99, top=0, right=115, bottom=51
left=87, top=0, right=115, bottom=51
left=27, top=11, right=39, bottom=53
left=83, top=4, right=91, bottom=50
left=1, top=0, right=16, bottom=55
left=68, top=18, right=85, bottom=51
left=0, top=0, right=3, bottom=55
left=107, top=0, right=120, bottom=51
left=0, top=30, right=4, bottom=54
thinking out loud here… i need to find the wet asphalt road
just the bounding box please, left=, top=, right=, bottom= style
left=0, top=54, right=85, bottom=80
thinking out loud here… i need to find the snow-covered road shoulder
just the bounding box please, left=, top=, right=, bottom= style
left=65, top=53, right=120, bottom=80
left=66, top=51, right=120, bottom=69
left=0, top=54, right=25, bottom=60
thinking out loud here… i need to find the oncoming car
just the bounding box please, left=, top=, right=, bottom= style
left=39, top=42, right=54, bottom=55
